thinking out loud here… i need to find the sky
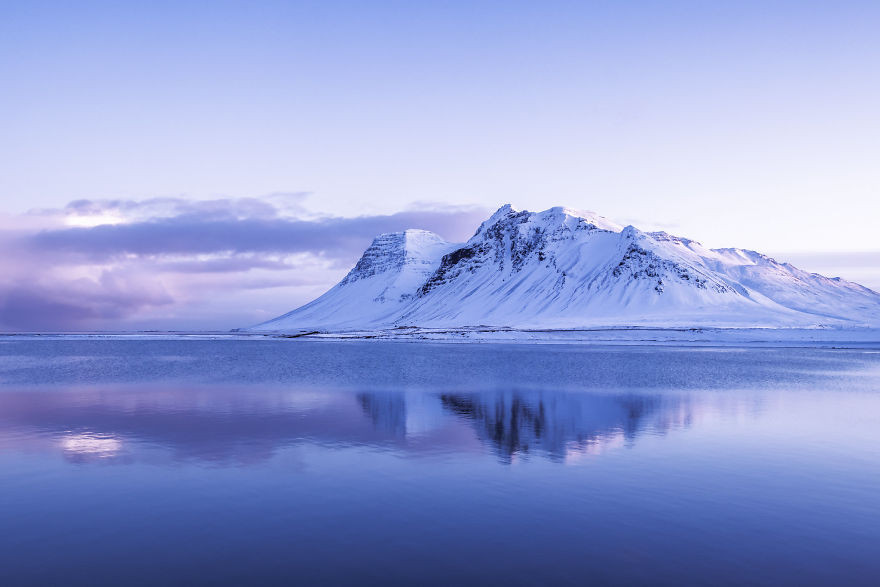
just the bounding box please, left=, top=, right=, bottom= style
left=0, top=0, right=878, bottom=330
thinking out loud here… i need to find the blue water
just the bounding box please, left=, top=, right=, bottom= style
left=1, top=339, right=879, bottom=585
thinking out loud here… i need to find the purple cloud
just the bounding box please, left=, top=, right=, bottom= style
left=153, top=257, right=295, bottom=274
left=0, top=277, right=174, bottom=331
left=27, top=209, right=487, bottom=261
left=0, top=290, right=101, bottom=331
left=38, top=194, right=305, bottom=223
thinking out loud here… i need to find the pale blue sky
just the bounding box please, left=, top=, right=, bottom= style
left=0, top=1, right=878, bottom=329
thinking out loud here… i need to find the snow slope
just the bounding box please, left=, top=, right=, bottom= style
left=251, top=205, right=880, bottom=331
left=252, top=229, right=460, bottom=330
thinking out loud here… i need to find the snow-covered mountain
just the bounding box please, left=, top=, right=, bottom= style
left=251, top=205, right=880, bottom=331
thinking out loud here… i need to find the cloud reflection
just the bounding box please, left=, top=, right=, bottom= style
left=60, top=432, right=124, bottom=462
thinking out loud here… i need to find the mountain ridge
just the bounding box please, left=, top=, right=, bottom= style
left=250, top=205, right=880, bottom=331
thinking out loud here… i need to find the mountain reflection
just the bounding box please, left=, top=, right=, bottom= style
left=438, top=392, right=691, bottom=463
left=357, top=392, right=407, bottom=437
left=0, top=386, right=703, bottom=466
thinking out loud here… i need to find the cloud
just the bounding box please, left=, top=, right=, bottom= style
left=32, top=193, right=310, bottom=223
left=0, top=196, right=489, bottom=331
left=0, top=272, right=174, bottom=331
left=0, top=290, right=101, bottom=331
left=25, top=208, right=487, bottom=262
left=152, top=256, right=296, bottom=274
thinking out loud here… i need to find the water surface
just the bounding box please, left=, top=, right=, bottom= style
left=1, top=339, right=878, bottom=585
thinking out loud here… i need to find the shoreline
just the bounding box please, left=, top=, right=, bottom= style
left=3, top=326, right=880, bottom=348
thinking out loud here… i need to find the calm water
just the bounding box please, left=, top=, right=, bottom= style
left=1, top=339, right=879, bottom=586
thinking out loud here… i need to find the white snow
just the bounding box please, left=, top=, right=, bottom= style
left=250, top=229, right=460, bottom=330
left=251, top=205, right=880, bottom=332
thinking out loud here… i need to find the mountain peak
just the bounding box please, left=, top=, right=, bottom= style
left=541, top=206, right=624, bottom=232
left=342, top=229, right=452, bottom=286
left=471, top=204, right=623, bottom=242
left=493, top=203, right=517, bottom=215
left=368, top=228, right=441, bottom=244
